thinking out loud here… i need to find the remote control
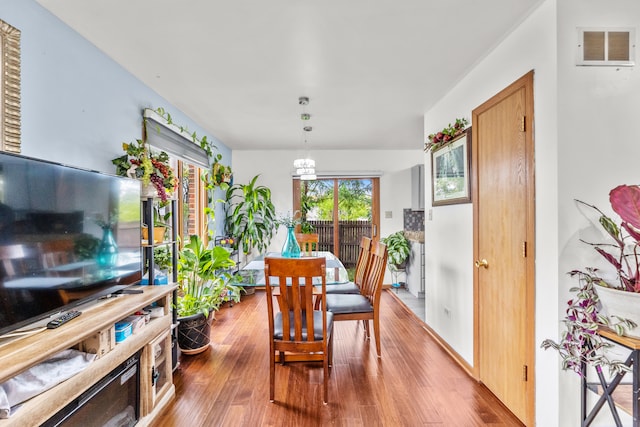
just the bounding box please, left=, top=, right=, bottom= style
left=46, top=310, right=82, bottom=329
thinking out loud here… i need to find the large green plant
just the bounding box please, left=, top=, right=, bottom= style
left=381, top=231, right=410, bottom=270
left=176, top=235, right=242, bottom=318
left=224, top=175, right=277, bottom=256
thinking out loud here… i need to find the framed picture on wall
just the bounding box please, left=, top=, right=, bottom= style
left=431, top=128, right=471, bottom=206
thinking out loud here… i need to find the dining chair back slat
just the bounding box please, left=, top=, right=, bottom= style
left=362, top=240, right=386, bottom=302
left=353, top=236, right=372, bottom=288
left=295, top=233, right=319, bottom=257
left=324, top=236, right=371, bottom=297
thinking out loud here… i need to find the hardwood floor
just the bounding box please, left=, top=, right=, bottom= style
left=152, top=290, right=524, bottom=426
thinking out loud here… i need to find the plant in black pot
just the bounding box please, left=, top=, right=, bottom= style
left=176, top=235, right=242, bottom=355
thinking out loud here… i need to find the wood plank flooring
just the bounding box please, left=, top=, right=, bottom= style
left=152, top=290, right=524, bottom=426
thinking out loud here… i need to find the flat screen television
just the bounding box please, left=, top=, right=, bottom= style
left=0, top=152, right=142, bottom=336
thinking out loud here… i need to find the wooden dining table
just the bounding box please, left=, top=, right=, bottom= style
left=237, top=251, right=349, bottom=288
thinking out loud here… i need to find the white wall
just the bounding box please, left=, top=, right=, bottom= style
left=231, top=149, right=423, bottom=271
left=557, top=1, right=640, bottom=426
left=424, top=1, right=559, bottom=425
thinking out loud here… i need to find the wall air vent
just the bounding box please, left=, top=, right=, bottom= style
left=577, top=27, right=635, bottom=66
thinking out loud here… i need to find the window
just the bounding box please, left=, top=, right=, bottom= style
left=293, top=177, right=380, bottom=268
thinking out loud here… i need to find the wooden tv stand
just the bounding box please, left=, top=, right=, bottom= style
left=0, top=285, right=176, bottom=427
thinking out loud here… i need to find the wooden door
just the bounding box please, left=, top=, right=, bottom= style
left=472, top=71, right=535, bottom=425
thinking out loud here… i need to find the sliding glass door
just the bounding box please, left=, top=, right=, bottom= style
left=293, top=177, right=379, bottom=268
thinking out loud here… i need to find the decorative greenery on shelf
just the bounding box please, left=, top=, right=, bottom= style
left=150, top=107, right=234, bottom=235
left=541, top=270, right=634, bottom=376
left=153, top=107, right=233, bottom=184
left=152, top=246, right=173, bottom=274
left=541, top=185, right=640, bottom=376
left=424, top=118, right=469, bottom=152
left=154, top=107, right=217, bottom=158
left=210, top=155, right=233, bottom=186
left=112, top=138, right=177, bottom=201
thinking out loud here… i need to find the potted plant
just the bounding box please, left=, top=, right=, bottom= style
left=111, top=138, right=177, bottom=202
left=153, top=246, right=173, bottom=275
left=541, top=184, right=640, bottom=376
left=224, top=174, right=277, bottom=260
left=381, top=231, right=411, bottom=271
left=176, top=234, right=243, bottom=354
left=142, top=203, right=171, bottom=244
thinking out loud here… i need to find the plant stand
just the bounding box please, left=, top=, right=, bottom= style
left=390, top=268, right=406, bottom=293
left=581, top=328, right=640, bottom=426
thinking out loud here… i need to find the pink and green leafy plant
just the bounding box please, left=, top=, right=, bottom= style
left=578, top=184, right=640, bottom=293
left=541, top=185, right=640, bottom=376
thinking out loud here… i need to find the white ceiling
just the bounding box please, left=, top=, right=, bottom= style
left=36, top=0, right=541, bottom=151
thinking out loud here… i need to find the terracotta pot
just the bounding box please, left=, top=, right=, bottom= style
left=177, top=312, right=212, bottom=355
left=595, top=285, right=640, bottom=339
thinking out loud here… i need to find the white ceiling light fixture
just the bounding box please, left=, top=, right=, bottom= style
left=293, top=97, right=316, bottom=181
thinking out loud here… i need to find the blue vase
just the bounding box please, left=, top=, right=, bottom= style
left=281, top=226, right=301, bottom=258
left=97, top=227, right=118, bottom=268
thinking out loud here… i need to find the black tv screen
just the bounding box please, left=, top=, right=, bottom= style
left=0, top=152, right=142, bottom=336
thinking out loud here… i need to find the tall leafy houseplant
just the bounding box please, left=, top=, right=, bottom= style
left=224, top=175, right=277, bottom=258
left=542, top=184, right=640, bottom=375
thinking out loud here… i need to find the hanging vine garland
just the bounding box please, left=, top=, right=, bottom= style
left=424, top=118, right=469, bottom=152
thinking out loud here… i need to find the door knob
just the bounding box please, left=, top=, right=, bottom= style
left=475, top=259, right=489, bottom=269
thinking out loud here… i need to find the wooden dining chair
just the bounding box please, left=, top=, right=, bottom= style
left=324, top=240, right=387, bottom=357
left=325, top=236, right=371, bottom=295
left=264, top=256, right=333, bottom=404
left=295, top=233, right=319, bottom=257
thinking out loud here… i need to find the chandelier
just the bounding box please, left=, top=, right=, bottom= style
left=293, top=97, right=316, bottom=181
